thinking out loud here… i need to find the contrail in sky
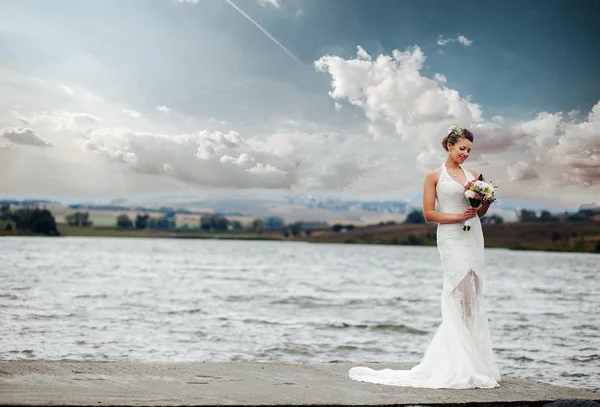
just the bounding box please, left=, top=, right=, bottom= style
left=224, top=0, right=304, bottom=67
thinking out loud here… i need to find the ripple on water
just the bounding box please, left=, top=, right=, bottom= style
left=270, top=296, right=330, bottom=308
left=74, top=294, right=108, bottom=299
left=28, top=313, right=76, bottom=320
left=574, top=324, right=599, bottom=331
left=560, top=372, right=589, bottom=378
left=325, top=322, right=429, bottom=335
left=569, top=354, right=599, bottom=363
left=0, top=294, right=19, bottom=300
left=532, top=288, right=562, bottom=294
left=164, top=308, right=206, bottom=315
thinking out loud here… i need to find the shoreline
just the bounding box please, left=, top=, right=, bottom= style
left=1, top=221, right=599, bottom=254
left=1, top=361, right=598, bottom=406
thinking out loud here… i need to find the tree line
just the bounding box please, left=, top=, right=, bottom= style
left=398, top=208, right=600, bottom=225
left=369, top=209, right=504, bottom=226
left=116, top=213, right=176, bottom=230
left=396, top=207, right=599, bottom=225
left=517, top=208, right=598, bottom=223
left=112, top=213, right=323, bottom=237
left=0, top=204, right=60, bottom=236
left=106, top=208, right=600, bottom=230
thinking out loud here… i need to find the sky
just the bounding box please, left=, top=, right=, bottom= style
left=0, top=0, right=599, bottom=209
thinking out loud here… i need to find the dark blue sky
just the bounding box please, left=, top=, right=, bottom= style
left=259, top=0, right=600, bottom=120
left=5, top=0, right=597, bottom=123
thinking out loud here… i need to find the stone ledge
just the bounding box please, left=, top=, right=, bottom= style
left=0, top=361, right=598, bottom=406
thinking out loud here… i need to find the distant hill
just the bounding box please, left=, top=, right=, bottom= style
left=1, top=193, right=596, bottom=226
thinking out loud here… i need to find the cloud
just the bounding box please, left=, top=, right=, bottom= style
left=258, top=0, right=280, bottom=8
left=122, top=109, right=142, bottom=119
left=314, top=45, right=529, bottom=161
left=356, top=45, right=371, bottom=61
left=315, top=45, right=483, bottom=150
left=1, top=126, right=52, bottom=147
left=314, top=45, right=600, bottom=205
left=156, top=105, right=172, bottom=114
left=515, top=103, right=600, bottom=187
left=458, top=35, right=473, bottom=46
left=248, top=131, right=373, bottom=190
left=437, top=35, right=473, bottom=47
left=3, top=110, right=382, bottom=193
left=80, top=127, right=290, bottom=188
left=508, top=161, right=539, bottom=181
left=59, top=85, right=75, bottom=96
left=437, top=37, right=452, bottom=46
left=20, top=111, right=102, bottom=136
left=433, top=73, right=447, bottom=84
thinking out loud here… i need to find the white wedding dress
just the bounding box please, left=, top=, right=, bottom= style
left=349, top=163, right=501, bottom=389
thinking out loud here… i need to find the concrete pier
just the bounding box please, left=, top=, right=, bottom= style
left=1, top=361, right=598, bottom=406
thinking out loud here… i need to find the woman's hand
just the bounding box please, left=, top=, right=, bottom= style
left=461, top=206, right=479, bottom=222
left=477, top=200, right=492, bottom=217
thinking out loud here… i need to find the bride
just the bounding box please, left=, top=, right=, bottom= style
left=349, top=127, right=502, bottom=389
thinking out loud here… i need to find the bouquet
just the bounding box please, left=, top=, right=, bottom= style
left=463, top=174, right=498, bottom=231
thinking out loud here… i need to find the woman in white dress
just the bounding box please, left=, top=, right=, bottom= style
left=349, top=127, right=502, bottom=389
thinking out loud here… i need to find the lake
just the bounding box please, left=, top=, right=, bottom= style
left=1, top=237, right=598, bottom=390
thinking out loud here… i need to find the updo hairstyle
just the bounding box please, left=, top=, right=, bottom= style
left=441, top=128, right=474, bottom=152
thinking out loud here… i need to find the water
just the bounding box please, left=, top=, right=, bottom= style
left=1, top=237, right=598, bottom=390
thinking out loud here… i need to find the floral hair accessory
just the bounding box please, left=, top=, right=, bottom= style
left=448, top=125, right=464, bottom=137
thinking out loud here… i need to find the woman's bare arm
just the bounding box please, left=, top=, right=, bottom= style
left=422, top=171, right=477, bottom=224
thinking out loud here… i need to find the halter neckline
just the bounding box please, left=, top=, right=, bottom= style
left=442, top=162, right=469, bottom=187
left=443, top=162, right=463, bottom=171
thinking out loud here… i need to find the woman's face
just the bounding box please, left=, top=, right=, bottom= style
left=449, top=138, right=472, bottom=164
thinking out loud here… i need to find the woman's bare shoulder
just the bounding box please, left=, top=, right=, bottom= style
left=425, top=167, right=442, bottom=183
